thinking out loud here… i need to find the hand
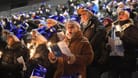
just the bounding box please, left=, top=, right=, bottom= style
left=48, top=52, right=57, bottom=63
left=67, top=55, right=76, bottom=64
left=115, top=31, right=121, bottom=37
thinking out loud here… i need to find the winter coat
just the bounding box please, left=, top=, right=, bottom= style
left=81, top=16, right=107, bottom=65
left=54, top=31, right=94, bottom=78
left=0, top=42, right=29, bottom=78
left=27, top=43, right=56, bottom=78
left=109, top=19, right=138, bottom=71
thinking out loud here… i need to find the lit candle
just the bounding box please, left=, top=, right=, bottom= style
left=27, top=43, right=31, bottom=49
left=47, top=42, right=52, bottom=53
left=0, top=51, right=3, bottom=58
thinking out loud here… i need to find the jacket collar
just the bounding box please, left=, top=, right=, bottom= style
left=64, top=31, right=83, bottom=44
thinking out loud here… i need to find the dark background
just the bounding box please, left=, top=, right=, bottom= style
left=0, top=0, right=45, bottom=11
left=0, top=0, right=28, bottom=11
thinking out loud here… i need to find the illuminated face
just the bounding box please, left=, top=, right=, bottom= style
left=66, top=23, right=78, bottom=39
left=7, top=36, right=14, bottom=46
left=118, top=12, right=129, bottom=21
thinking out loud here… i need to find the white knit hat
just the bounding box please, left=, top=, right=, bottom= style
left=118, top=10, right=130, bottom=18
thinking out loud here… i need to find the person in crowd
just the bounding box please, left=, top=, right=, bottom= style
left=101, top=17, right=114, bottom=76
left=25, top=29, right=48, bottom=78
left=1, top=18, right=14, bottom=31
left=26, top=29, right=62, bottom=78
left=107, top=10, right=138, bottom=78
left=0, top=30, right=9, bottom=51
left=42, top=18, right=65, bottom=43
left=39, top=4, right=52, bottom=18
left=77, top=8, right=107, bottom=78
left=106, top=0, right=118, bottom=19
left=103, top=17, right=113, bottom=36
left=48, top=20, right=94, bottom=78
left=0, top=33, right=29, bottom=78
left=68, top=3, right=76, bottom=15
left=116, top=2, right=125, bottom=14
left=55, top=4, right=64, bottom=16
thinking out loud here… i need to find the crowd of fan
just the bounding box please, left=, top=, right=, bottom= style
left=0, top=0, right=138, bottom=78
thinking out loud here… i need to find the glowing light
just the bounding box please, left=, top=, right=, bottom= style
left=0, top=51, right=3, bottom=58
left=30, top=48, right=36, bottom=59
left=27, top=43, right=31, bottom=49
left=27, top=43, right=36, bottom=59
left=47, top=42, right=52, bottom=53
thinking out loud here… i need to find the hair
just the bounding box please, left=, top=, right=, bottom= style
left=65, top=20, right=81, bottom=31
left=7, top=34, right=20, bottom=42
left=103, top=17, right=113, bottom=23
left=46, top=19, right=58, bottom=26
left=2, top=29, right=11, bottom=35
left=77, top=8, right=93, bottom=17
left=31, top=29, right=47, bottom=45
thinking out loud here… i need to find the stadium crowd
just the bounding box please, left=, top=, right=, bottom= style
left=0, top=0, right=138, bottom=78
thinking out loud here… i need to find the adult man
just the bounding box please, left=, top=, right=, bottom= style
left=77, top=8, right=107, bottom=78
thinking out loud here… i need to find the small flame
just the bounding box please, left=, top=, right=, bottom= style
left=47, top=42, right=52, bottom=46
left=30, top=48, right=36, bottom=59
left=27, top=43, right=31, bottom=49
left=0, top=51, right=3, bottom=58
left=47, top=42, right=52, bottom=53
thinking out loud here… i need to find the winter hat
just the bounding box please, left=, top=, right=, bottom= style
left=118, top=10, right=130, bottom=18
left=103, top=17, right=113, bottom=23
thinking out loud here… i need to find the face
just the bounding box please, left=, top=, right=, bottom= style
left=118, top=12, right=129, bottom=21
left=7, top=36, right=14, bottom=46
left=66, top=23, right=78, bottom=39
left=80, top=12, right=89, bottom=23
left=31, top=31, right=37, bottom=41
left=103, top=20, right=109, bottom=26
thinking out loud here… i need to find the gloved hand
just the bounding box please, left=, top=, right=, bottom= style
left=115, top=31, right=121, bottom=37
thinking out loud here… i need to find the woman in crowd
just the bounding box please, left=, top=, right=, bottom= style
left=48, top=20, right=94, bottom=78
left=0, top=33, right=29, bottom=78
left=107, top=10, right=138, bottom=78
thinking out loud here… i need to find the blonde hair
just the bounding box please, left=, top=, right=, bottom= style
left=7, top=34, right=20, bottom=42
left=46, top=19, right=58, bottom=28
left=31, top=29, right=47, bottom=45
left=77, top=8, right=93, bottom=17
left=65, top=20, right=81, bottom=30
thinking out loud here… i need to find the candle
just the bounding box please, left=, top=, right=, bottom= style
left=0, top=51, right=3, bottom=58
left=47, top=42, right=52, bottom=53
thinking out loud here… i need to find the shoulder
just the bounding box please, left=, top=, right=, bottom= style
left=124, top=19, right=137, bottom=30
left=81, top=36, right=90, bottom=43
left=12, top=42, right=22, bottom=48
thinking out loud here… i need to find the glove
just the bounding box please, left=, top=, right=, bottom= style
left=115, top=31, right=121, bottom=37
